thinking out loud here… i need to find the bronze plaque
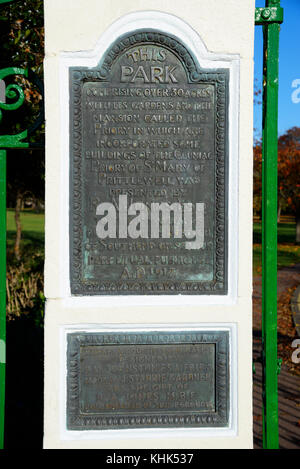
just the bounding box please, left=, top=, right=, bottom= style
left=67, top=331, right=229, bottom=429
left=70, top=30, right=229, bottom=295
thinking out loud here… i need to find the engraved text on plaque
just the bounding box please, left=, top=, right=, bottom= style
left=70, top=31, right=229, bottom=295
left=67, top=331, right=229, bottom=429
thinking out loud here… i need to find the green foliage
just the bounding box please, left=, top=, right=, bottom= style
left=6, top=209, right=44, bottom=322
left=253, top=127, right=300, bottom=219
left=1, top=0, right=44, bottom=76
left=0, top=2, right=45, bottom=227
left=6, top=261, right=44, bottom=323
left=0, top=0, right=44, bottom=136
left=28, top=289, right=45, bottom=329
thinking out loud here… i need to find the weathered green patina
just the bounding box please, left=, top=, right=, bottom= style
left=69, top=31, right=229, bottom=296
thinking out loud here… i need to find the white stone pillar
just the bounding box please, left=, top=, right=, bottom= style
left=44, top=0, right=254, bottom=449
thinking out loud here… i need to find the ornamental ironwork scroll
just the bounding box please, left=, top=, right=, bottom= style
left=0, top=67, right=44, bottom=149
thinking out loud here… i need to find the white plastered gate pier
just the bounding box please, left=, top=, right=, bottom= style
left=43, top=0, right=254, bottom=449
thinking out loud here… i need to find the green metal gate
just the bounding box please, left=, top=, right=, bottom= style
left=0, top=0, right=283, bottom=449
left=0, top=0, right=44, bottom=449
left=255, top=0, right=283, bottom=449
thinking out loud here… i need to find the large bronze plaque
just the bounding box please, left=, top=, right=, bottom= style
left=70, top=30, right=229, bottom=295
left=67, top=331, right=229, bottom=429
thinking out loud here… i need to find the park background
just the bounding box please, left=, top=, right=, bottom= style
left=0, top=0, right=299, bottom=448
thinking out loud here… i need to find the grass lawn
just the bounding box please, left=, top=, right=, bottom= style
left=6, top=210, right=300, bottom=275
left=253, top=222, right=300, bottom=276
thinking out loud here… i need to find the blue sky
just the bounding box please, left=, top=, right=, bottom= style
left=254, top=0, right=300, bottom=138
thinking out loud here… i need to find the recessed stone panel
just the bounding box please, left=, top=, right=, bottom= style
left=67, top=330, right=229, bottom=429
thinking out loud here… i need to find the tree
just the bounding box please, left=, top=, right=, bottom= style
left=1, top=0, right=44, bottom=75
left=7, top=149, right=44, bottom=260
left=253, top=127, right=300, bottom=242
left=0, top=0, right=44, bottom=260
left=277, top=127, right=300, bottom=242
left=253, top=141, right=262, bottom=218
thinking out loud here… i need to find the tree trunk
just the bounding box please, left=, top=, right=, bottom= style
left=14, top=192, right=23, bottom=261
left=277, top=202, right=282, bottom=223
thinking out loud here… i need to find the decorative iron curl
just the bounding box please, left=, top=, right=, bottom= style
left=0, top=67, right=27, bottom=123
left=0, top=67, right=44, bottom=148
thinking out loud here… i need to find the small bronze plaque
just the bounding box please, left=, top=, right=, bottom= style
left=70, top=30, right=229, bottom=295
left=67, top=331, right=229, bottom=429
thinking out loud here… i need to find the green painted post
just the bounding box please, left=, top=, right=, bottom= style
left=0, top=150, right=5, bottom=450
left=0, top=0, right=17, bottom=3
left=262, top=12, right=279, bottom=449
left=0, top=66, right=27, bottom=450
left=0, top=0, right=18, bottom=448
left=256, top=0, right=283, bottom=449
left=0, top=2, right=43, bottom=449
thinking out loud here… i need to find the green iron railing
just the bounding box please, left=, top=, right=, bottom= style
left=0, top=24, right=44, bottom=451
left=0, top=0, right=17, bottom=449
left=0, top=67, right=43, bottom=449
left=0, top=0, right=283, bottom=450
left=0, top=0, right=16, bottom=4
left=255, top=0, right=283, bottom=450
